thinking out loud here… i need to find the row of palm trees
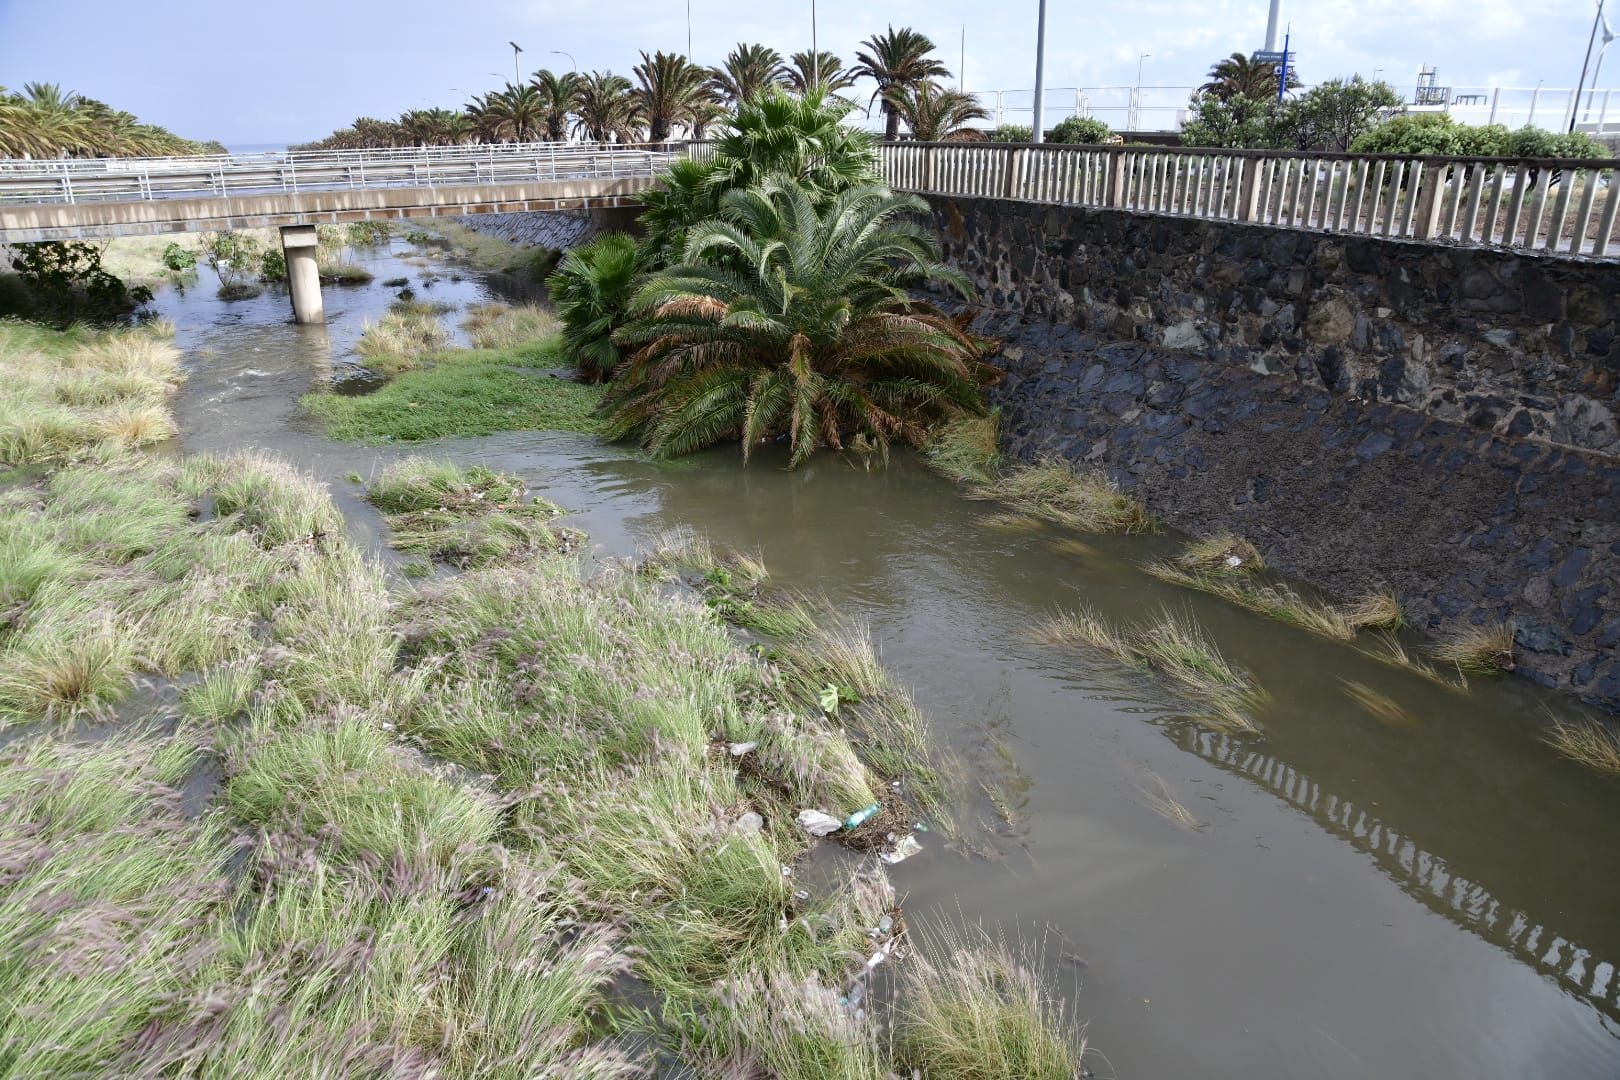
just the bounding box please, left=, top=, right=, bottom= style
left=0, top=83, right=221, bottom=159
left=296, top=27, right=989, bottom=150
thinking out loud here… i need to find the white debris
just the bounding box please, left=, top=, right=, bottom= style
left=796, top=809, right=843, bottom=837
left=731, top=811, right=763, bottom=835
left=880, top=834, right=924, bottom=864
left=728, top=741, right=757, bottom=756
left=1225, top=554, right=1243, bottom=568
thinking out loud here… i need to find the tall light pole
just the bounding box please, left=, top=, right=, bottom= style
left=510, top=41, right=523, bottom=84
left=960, top=25, right=966, bottom=91
left=1134, top=53, right=1150, bottom=131
left=551, top=50, right=578, bottom=72
left=1572, top=0, right=1608, bottom=131
left=1032, top=0, right=1049, bottom=143
left=686, top=0, right=693, bottom=60
left=1264, top=0, right=1282, bottom=51
left=812, top=0, right=819, bottom=85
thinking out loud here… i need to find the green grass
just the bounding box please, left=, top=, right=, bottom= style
left=925, top=412, right=1003, bottom=485
left=969, top=459, right=1156, bottom=534
left=894, top=922, right=1085, bottom=1080
left=305, top=340, right=605, bottom=441
left=365, top=458, right=570, bottom=569
left=461, top=302, right=559, bottom=349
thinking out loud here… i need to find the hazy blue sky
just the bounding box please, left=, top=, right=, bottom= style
left=0, top=0, right=1608, bottom=143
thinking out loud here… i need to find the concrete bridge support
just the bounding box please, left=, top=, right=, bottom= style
left=279, top=225, right=324, bottom=324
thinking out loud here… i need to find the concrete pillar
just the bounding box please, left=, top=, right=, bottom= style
left=280, top=224, right=324, bottom=324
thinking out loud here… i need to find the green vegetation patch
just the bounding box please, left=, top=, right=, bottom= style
left=365, top=458, right=574, bottom=568
left=306, top=340, right=606, bottom=442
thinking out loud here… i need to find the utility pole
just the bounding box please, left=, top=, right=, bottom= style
left=961, top=25, right=966, bottom=91
left=510, top=41, right=523, bottom=84
left=1134, top=53, right=1150, bottom=130
left=687, top=0, right=693, bottom=61
left=1032, top=0, right=1048, bottom=143
left=1571, top=0, right=1607, bottom=132
left=1264, top=0, right=1281, bottom=51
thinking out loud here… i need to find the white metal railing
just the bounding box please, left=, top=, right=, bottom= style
left=879, top=142, right=1620, bottom=258
left=0, top=141, right=684, bottom=206
left=960, top=84, right=1620, bottom=135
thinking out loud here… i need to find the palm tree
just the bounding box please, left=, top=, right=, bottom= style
left=608, top=178, right=997, bottom=466
left=631, top=50, right=712, bottom=141
left=785, top=51, right=856, bottom=96
left=471, top=84, right=546, bottom=142
left=636, top=157, right=723, bottom=263
left=572, top=71, right=636, bottom=143
left=884, top=81, right=989, bottom=141
left=706, top=89, right=880, bottom=196
left=1201, top=52, right=1299, bottom=101
left=548, top=233, right=644, bottom=381
left=708, top=43, right=787, bottom=107
left=532, top=69, right=582, bottom=141
left=852, top=27, right=950, bottom=141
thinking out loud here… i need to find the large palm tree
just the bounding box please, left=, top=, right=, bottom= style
left=852, top=27, right=950, bottom=141
left=608, top=178, right=998, bottom=466
left=471, top=84, right=546, bottom=142
left=531, top=69, right=581, bottom=141
left=705, top=89, right=880, bottom=197
left=708, top=43, right=787, bottom=107
left=785, top=51, right=857, bottom=96
left=884, top=81, right=989, bottom=141
left=631, top=50, right=713, bottom=141
left=572, top=71, right=636, bottom=143
left=1201, top=52, right=1300, bottom=101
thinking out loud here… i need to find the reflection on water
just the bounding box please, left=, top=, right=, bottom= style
left=147, top=228, right=1620, bottom=1079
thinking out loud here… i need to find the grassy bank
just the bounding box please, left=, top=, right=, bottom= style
left=1, top=319, right=1083, bottom=1074
left=402, top=220, right=560, bottom=280
left=305, top=337, right=604, bottom=441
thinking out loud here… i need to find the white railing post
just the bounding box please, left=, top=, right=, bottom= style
left=1488, top=87, right=1500, bottom=126
left=1237, top=155, right=1261, bottom=221
left=1413, top=162, right=1445, bottom=239
left=1108, top=150, right=1127, bottom=208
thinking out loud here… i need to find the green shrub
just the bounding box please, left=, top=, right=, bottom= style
left=1045, top=116, right=1112, bottom=144
left=345, top=221, right=391, bottom=246
left=199, top=232, right=263, bottom=291
left=1351, top=116, right=1605, bottom=159
left=259, top=248, right=287, bottom=283
left=160, top=243, right=196, bottom=272
left=989, top=124, right=1032, bottom=143
left=7, top=242, right=152, bottom=323
left=547, top=233, right=642, bottom=382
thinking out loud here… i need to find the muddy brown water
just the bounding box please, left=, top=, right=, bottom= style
left=148, top=237, right=1620, bottom=1078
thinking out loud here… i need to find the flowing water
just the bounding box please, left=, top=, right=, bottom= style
left=151, top=235, right=1620, bottom=1079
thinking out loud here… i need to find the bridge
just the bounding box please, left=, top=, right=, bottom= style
left=4, top=139, right=1618, bottom=323
left=0, top=141, right=678, bottom=322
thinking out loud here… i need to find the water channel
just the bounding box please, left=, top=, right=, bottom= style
left=151, top=232, right=1620, bottom=1079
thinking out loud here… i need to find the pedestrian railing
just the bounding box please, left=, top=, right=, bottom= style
left=0, top=141, right=682, bottom=206
left=879, top=142, right=1620, bottom=258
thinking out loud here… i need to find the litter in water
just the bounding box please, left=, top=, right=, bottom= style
left=881, top=834, right=924, bottom=864
left=843, top=802, right=881, bottom=831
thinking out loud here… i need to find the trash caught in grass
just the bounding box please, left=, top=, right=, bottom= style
left=797, top=809, right=843, bottom=837
left=843, top=802, right=881, bottom=831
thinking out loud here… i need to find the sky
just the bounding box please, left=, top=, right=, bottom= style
left=0, top=0, right=1610, bottom=144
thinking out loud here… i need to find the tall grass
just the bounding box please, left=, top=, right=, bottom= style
left=1545, top=715, right=1620, bottom=777
left=893, top=922, right=1086, bottom=1080
left=1432, top=620, right=1515, bottom=674
left=925, top=412, right=1002, bottom=485
left=355, top=309, right=451, bottom=373
left=969, top=459, right=1156, bottom=533
left=461, top=302, right=559, bottom=349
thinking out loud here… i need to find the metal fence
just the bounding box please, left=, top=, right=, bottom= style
left=879, top=142, right=1620, bottom=258
left=0, top=141, right=682, bottom=205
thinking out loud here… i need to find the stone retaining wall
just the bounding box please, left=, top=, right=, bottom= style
left=925, top=194, right=1620, bottom=710
left=451, top=206, right=639, bottom=251
left=928, top=195, right=1620, bottom=456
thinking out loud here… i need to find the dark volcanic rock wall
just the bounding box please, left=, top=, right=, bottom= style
left=923, top=194, right=1620, bottom=710
left=927, top=195, right=1620, bottom=457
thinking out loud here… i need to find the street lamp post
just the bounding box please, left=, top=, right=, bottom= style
left=1133, top=53, right=1150, bottom=131
left=510, top=41, right=523, bottom=84
left=551, top=50, right=578, bottom=72
left=1572, top=0, right=1610, bottom=131
left=812, top=0, right=819, bottom=85
left=1032, top=0, right=1049, bottom=143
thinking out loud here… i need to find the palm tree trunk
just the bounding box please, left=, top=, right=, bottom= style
left=883, top=102, right=900, bottom=141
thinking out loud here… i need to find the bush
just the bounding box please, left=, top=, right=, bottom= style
left=546, top=233, right=642, bottom=382
left=259, top=249, right=287, bottom=283
left=1045, top=116, right=1113, bottom=144
left=345, top=221, right=391, bottom=246
left=160, top=243, right=196, bottom=272
left=8, top=242, right=151, bottom=323
left=990, top=124, right=1032, bottom=143
left=199, top=232, right=263, bottom=291
left=1351, top=115, right=1606, bottom=159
